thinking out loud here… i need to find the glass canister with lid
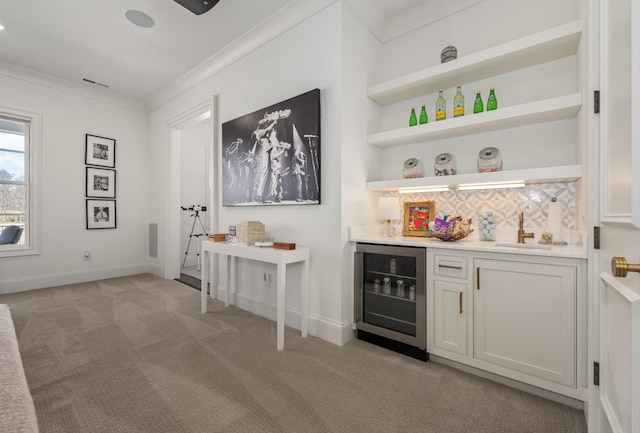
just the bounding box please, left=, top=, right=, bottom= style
left=478, top=209, right=497, bottom=241
left=477, top=147, right=502, bottom=173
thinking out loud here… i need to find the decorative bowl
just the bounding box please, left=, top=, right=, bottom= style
left=430, top=217, right=474, bottom=241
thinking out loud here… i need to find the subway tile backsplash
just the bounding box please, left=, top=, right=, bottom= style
left=389, top=182, right=576, bottom=230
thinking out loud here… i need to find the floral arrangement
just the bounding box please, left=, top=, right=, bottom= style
left=429, top=216, right=474, bottom=241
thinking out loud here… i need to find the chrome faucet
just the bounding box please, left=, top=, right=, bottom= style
left=517, top=211, right=535, bottom=243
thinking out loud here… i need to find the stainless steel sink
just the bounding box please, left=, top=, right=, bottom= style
left=494, top=242, right=551, bottom=250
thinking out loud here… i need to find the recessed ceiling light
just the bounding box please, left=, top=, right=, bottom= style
left=125, top=9, right=155, bottom=28
left=0, top=23, right=5, bottom=31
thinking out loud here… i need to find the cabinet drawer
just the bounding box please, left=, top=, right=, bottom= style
left=433, top=254, right=468, bottom=279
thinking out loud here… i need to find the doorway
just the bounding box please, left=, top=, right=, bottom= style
left=179, top=119, right=210, bottom=284
left=166, top=99, right=217, bottom=284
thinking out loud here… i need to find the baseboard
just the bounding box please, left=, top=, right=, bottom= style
left=210, top=287, right=351, bottom=347
left=0, top=263, right=151, bottom=294
left=147, top=262, right=165, bottom=278
left=429, top=354, right=586, bottom=410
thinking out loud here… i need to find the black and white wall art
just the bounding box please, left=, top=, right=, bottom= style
left=221, top=88, right=321, bottom=206
left=85, top=134, right=116, bottom=168
left=86, top=167, right=116, bottom=199
left=86, top=199, right=117, bottom=229
left=85, top=133, right=117, bottom=229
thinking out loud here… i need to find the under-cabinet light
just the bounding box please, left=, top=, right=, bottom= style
left=399, top=186, right=450, bottom=193
left=457, top=181, right=525, bottom=191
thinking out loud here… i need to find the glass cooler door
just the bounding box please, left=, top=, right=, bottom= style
left=355, top=243, right=426, bottom=350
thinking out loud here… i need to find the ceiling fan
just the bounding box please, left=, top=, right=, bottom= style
left=173, top=0, right=220, bottom=15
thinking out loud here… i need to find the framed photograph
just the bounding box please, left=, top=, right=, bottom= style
left=402, top=201, right=435, bottom=237
left=85, top=134, right=116, bottom=168
left=221, top=88, right=321, bottom=206
left=86, top=199, right=116, bottom=229
left=86, top=167, right=116, bottom=198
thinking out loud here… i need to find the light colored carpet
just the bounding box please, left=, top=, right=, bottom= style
left=1, top=274, right=587, bottom=433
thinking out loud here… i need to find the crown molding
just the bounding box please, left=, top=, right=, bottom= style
left=0, top=61, right=147, bottom=112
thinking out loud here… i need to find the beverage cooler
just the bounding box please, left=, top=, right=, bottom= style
left=354, top=243, right=427, bottom=360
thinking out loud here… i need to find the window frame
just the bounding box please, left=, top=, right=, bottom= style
left=0, top=107, right=41, bottom=257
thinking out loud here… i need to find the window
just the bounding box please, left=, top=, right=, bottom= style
left=0, top=109, right=41, bottom=256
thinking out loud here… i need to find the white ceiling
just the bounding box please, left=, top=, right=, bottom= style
left=0, top=0, right=426, bottom=105
left=370, top=0, right=429, bottom=18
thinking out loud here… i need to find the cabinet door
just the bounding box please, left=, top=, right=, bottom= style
left=474, top=259, right=576, bottom=388
left=433, top=278, right=468, bottom=356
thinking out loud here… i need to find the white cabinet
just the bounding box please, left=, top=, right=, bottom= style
left=366, top=20, right=584, bottom=192
left=474, top=258, right=576, bottom=388
left=433, top=279, right=468, bottom=356
left=427, top=249, right=586, bottom=400
left=430, top=253, right=470, bottom=357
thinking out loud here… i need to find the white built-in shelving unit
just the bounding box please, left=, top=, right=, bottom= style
left=367, top=20, right=584, bottom=192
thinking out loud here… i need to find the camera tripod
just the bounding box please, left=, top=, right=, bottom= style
left=181, top=206, right=208, bottom=269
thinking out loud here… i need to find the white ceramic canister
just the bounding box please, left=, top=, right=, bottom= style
left=403, top=158, right=424, bottom=179
left=434, top=153, right=457, bottom=176
left=477, top=147, right=502, bottom=173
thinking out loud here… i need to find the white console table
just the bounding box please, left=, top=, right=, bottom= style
left=200, top=241, right=309, bottom=350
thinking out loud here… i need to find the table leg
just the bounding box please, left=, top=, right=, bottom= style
left=277, top=263, right=286, bottom=350
left=200, top=250, right=208, bottom=314
left=230, top=256, right=237, bottom=306
left=302, top=258, right=309, bottom=338
left=224, top=255, right=230, bottom=307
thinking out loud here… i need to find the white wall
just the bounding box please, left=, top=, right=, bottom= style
left=0, top=74, right=150, bottom=293
left=339, top=2, right=383, bottom=330
left=148, top=2, right=346, bottom=344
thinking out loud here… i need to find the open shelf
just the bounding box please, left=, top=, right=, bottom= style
left=368, top=93, right=582, bottom=148
left=366, top=164, right=582, bottom=192
left=368, top=20, right=583, bottom=106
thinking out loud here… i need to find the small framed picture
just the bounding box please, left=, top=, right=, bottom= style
left=85, top=134, right=116, bottom=168
left=402, top=201, right=435, bottom=237
left=86, top=167, right=116, bottom=199
left=86, top=199, right=117, bottom=229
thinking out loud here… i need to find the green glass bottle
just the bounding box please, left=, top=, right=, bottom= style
left=473, top=91, right=483, bottom=113
left=409, top=107, right=418, bottom=127
left=453, top=85, right=464, bottom=117
left=419, top=105, right=428, bottom=124
left=487, top=88, right=498, bottom=111
left=435, top=89, right=446, bottom=121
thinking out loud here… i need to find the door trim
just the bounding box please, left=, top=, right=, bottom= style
left=165, top=98, right=216, bottom=280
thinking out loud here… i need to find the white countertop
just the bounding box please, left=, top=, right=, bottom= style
left=349, top=225, right=587, bottom=259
